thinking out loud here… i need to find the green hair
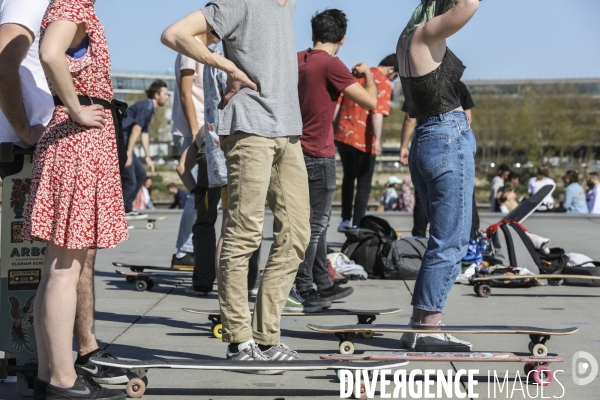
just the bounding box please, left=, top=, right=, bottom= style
left=406, top=0, right=456, bottom=33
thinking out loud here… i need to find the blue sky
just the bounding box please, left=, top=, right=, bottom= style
left=96, top=0, right=600, bottom=79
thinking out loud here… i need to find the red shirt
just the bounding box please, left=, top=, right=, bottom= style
left=334, top=67, right=393, bottom=154
left=297, top=49, right=356, bottom=158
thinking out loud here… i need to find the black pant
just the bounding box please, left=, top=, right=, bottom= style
left=121, top=153, right=147, bottom=212
left=192, top=151, right=261, bottom=292
left=337, top=141, right=376, bottom=226
left=294, top=155, right=336, bottom=293
left=413, top=189, right=480, bottom=240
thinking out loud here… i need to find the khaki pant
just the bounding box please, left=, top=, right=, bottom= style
left=219, top=132, right=310, bottom=344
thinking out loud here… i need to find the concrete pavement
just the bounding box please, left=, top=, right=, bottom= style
left=1, top=211, right=600, bottom=399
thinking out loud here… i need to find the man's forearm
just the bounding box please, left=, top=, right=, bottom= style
left=161, top=11, right=237, bottom=75
left=127, top=125, right=142, bottom=153
left=371, top=113, right=384, bottom=143
left=141, top=133, right=151, bottom=158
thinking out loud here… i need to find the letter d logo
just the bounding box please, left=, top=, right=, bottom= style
left=572, top=351, right=598, bottom=386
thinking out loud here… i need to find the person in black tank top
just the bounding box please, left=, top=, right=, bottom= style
left=396, top=0, right=481, bottom=353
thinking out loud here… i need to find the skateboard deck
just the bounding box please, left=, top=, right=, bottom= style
left=471, top=274, right=600, bottom=297
left=184, top=308, right=401, bottom=339
left=0, top=144, right=41, bottom=395
left=502, top=184, right=555, bottom=223
left=307, top=324, right=578, bottom=356
left=322, top=352, right=562, bottom=386
left=126, top=215, right=167, bottom=230
left=91, top=357, right=409, bottom=398
left=115, top=268, right=191, bottom=291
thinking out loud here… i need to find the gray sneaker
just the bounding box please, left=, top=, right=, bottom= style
left=283, top=288, right=322, bottom=313
left=262, top=343, right=306, bottom=361
left=225, top=340, right=284, bottom=375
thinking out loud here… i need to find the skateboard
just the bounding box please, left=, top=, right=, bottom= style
left=471, top=274, right=600, bottom=298
left=502, top=184, right=555, bottom=223
left=115, top=268, right=191, bottom=291
left=126, top=215, right=167, bottom=230
left=183, top=308, right=402, bottom=339
left=90, top=357, right=409, bottom=398
left=0, top=143, right=42, bottom=395
left=322, top=352, right=562, bottom=386
left=306, top=324, right=578, bottom=356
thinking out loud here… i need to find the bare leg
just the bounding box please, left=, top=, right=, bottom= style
left=215, top=209, right=229, bottom=277
left=35, top=242, right=87, bottom=387
left=74, top=248, right=99, bottom=356
left=411, top=308, right=442, bottom=325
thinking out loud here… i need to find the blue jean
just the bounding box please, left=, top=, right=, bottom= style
left=173, top=134, right=196, bottom=253
left=122, top=154, right=147, bottom=213
left=409, top=111, right=476, bottom=312
left=294, top=155, right=336, bottom=293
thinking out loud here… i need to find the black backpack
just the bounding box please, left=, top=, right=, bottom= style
left=563, top=262, right=600, bottom=287
left=380, top=237, right=428, bottom=280
left=341, top=216, right=396, bottom=277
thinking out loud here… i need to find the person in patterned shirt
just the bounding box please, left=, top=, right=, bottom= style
left=334, top=54, right=398, bottom=231
left=20, top=0, right=128, bottom=398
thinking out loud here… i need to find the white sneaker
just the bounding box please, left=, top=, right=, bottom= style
left=400, top=319, right=472, bottom=352
left=337, top=220, right=352, bottom=232
left=225, top=339, right=284, bottom=375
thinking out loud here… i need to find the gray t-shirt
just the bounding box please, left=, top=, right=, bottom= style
left=201, top=0, right=302, bottom=138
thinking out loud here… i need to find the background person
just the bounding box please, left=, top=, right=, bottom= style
left=586, top=172, right=600, bottom=215
left=167, top=182, right=189, bottom=209
left=397, top=0, right=480, bottom=352
left=396, top=176, right=415, bottom=212
left=497, top=181, right=518, bottom=213
left=170, top=47, right=205, bottom=269
left=561, top=170, right=588, bottom=214
left=334, top=54, right=398, bottom=232
left=120, top=80, right=169, bottom=218
left=380, top=176, right=401, bottom=211
left=490, top=164, right=511, bottom=212
left=528, top=164, right=556, bottom=211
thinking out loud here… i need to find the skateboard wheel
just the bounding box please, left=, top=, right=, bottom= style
left=360, top=331, right=375, bottom=339
left=532, top=343, right=548, bottom=357
left=353, top=381, right=367, bottom=399
left=531, top=365, right=553, bottom=386
left=213, top=323, right=223, bottom=339
left=146, top=279, right=155, bottom=290
left=476, top=284, right=491, bottom=298
left=473, top=285, right=480, bottom=294
left=136, top=280, right=148, bottom=291
left=340, top=341, right=355, bottom=355
left=528, top=342, right=534, bottom=354
left=126, top=377, right=146, bottom=398
left=141, top=375, right=149, bottom=386
left=146, top=222, right=154, bottom=230
left=126, top=276, right=136, bottom=284
left=524, top=362, right=535, bottom=377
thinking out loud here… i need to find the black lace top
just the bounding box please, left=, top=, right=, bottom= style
left=399, top=35, right=466, bottom=119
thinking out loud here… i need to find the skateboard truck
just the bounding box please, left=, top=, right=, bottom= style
left=6, top=363, right=38, bottom=389
left=335, top=332, right=356, bottom=355
left=529, top=334, right=550, bottom=356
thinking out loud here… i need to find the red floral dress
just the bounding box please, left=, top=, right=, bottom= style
left=22, top=0, right=128, bottom=249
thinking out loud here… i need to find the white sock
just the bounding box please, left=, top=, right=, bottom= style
left=176, top=251, right=187, bottom=258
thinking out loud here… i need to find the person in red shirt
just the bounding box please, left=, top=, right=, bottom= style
left=295, top=9, right=377, bottom=308
left=334, top=55, right=398, bottom=231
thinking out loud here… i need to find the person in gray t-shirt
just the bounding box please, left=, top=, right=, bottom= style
left=162, top=0, right=311, bottom=363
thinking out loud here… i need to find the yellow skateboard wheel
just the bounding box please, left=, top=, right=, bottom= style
left=213, top=323, right=223, bottom=339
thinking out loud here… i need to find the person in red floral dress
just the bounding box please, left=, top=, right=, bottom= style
left=21, top=0, right=128, bottom=398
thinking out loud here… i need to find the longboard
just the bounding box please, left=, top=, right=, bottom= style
left=471, top=274, right=600, bottom=298
left=90, top=357, right=409, bottom=399
left=113, top=261, right=193, bottom=273
left=183, top=308, right=401, bottom=339
left=502, top=184, right=555, bottom=223
left=0, top=144, right=41, bottom=395
left=125, top=215, right=167, bottom=230
left=307, top=324, right=578, bottom=356
left=322, top=352, right=562, bottom=386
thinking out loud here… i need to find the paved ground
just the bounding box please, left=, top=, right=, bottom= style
left=2, top=211, right=600, bottom=399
